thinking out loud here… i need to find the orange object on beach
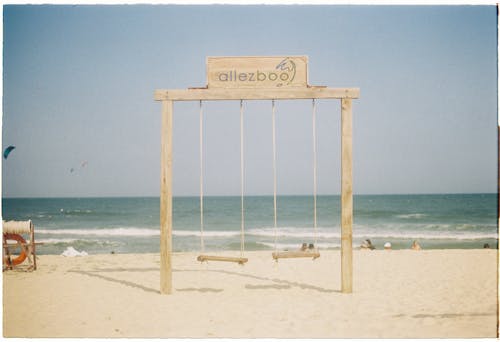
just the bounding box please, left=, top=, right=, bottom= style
left=3, top=233, right=28, bottom=266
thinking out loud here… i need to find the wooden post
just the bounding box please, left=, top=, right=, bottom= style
left=341, top=98, right=353, bottom=293
left=31, top=221, right=36, bottom=270
left=160, top=100, right=173, bottom=295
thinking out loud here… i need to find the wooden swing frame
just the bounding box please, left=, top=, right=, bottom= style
left=155, top=56, right=359, bottom=295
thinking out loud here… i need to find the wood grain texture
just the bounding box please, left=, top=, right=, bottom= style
left=272, top=250, right=320, bottom=260
left=160, top=100, right=173, bottom=295
left=197, top=255, right=248, bottom=265
left=206, top=56, right=308, bottom=89
left=154, top=87, right=359, bottom=101
left=341, top=98, right=353, bottom=294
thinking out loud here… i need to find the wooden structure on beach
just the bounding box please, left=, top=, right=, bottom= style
left=272, top=249, right=320, bottom=260
left=197, top=255, right=248, bottom=265
left=155, top=56, right=359, bottom=295
left=3, top=220, right=38, bottom=271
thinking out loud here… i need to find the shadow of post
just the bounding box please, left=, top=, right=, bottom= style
left=69, top=266, right=340, bottom=294
left=68, top=270, right=160, bottom=294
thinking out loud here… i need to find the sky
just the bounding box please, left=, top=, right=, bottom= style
left=2, top=4, right=498, bottom=198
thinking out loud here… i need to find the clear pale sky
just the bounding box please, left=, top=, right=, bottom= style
left=2, top=5, right=498, bottom=198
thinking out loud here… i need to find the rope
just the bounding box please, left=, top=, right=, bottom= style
left=2, top=220, right=32, bottom=234
left=240, top=100, right=245, bottom=257
left=272, top=100, right=278, bottom=253
left=312, top=99, right=318, bottom=247
left=199, top=100, right=205, bottom=254
left=200, top=100, right=246, bottom=259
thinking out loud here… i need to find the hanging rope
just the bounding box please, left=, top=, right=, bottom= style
left=240, top=100, right=245, bottom=257
left=312, top=99, right=318, bottom=247
left=272, top=100, right=278, bottom=253
left=199, top=100, right=205, bottom=254
left=197, top=100, right=248, bottom=265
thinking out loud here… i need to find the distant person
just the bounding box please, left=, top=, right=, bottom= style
left=308, top=243, right=315, bottom=250
left=300, top=243, right=308, bottom=251
left=360, top=239, right=375, bottom=250
left=384, top=242, right=392, bottom=250
left=483, top=243, right=490, bottom=249
left=411, top=240, right=422, bottom=250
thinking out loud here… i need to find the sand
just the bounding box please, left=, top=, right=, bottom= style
left=3, top=249, right=498, bottom=338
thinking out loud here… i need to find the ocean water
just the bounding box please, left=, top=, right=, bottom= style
left=2, top=194, right=498, bottom=255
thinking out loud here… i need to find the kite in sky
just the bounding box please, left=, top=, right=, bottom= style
left=3, top=146, right=15, bottom=159
left=70, top=160, right=88, bottom=173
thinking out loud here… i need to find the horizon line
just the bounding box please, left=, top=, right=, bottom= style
left=2, top=192, right=497, bottom=200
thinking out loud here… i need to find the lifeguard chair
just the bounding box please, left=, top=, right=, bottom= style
left=3, top=220, right=37, bottom=271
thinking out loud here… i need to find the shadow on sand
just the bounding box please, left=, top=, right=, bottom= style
left=69, top=266, right=340, bottom=294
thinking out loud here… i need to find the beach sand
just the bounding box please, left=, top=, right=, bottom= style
left=3, top=249, right=498, bottom=338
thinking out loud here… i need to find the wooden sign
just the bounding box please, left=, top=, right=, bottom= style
left=207, top=56, right=308, bottom=89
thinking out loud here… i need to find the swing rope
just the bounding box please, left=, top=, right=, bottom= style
left=240, top=100, right=245, bottom=258
left=312, top=99, right=318, bottom=247
left=272, top=100, right=278, bottom=254
left=198, top=100, right=247, bottom=263
left=199, top=100, right=205, bottom=254
left=271, top=99, right=320, bottom=260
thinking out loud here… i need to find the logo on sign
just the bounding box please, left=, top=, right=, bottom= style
left=216, top=58, right=297, bottom=87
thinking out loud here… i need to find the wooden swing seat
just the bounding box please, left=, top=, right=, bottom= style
left=272, top=250, right=320, bottom=260
left=197, top=255, right=248, bottom=265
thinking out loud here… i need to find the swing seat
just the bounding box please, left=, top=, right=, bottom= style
left=272, top=249, right=320, bottom=260
left=197, top=254, right=248, bottom=265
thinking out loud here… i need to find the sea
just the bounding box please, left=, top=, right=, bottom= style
left=2, top=194, right=498, bottom=255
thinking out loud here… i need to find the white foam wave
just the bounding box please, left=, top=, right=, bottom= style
left=396, top=213, right=427, bottom=219
left=173, top=230, right=241, bottom=237
left=35, top=226, right=497, bottom=241
left=61, top=247, right=88, bottom=257
left=353, top=231, right=498, bottom=240
left=249, top=226, right=497, bottom=241
left=259, top=242, right=340, bottom=250
left=37, top=228, right=242, bottom=238
left=247, top=227, right=339, bottom=239
left=37, top=238, right=79, bottom=244
left=35, top=238, right=116, bottom=245
left=37, top=228, right=159, bottom=237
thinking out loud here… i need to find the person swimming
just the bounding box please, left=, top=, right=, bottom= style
left=299, top=243, right=316, bottom=251
left=360, top=239, right=375, bottom=250
left=411, top=240, right=422, bottom=250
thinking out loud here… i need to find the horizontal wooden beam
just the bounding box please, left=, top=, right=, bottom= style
left=154, top=87, right=359, bottom=101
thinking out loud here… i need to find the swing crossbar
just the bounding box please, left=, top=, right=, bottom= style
left=155, top=87, right=359, bottom=101
left=197, top=254, right=248, bottom=265
left=272, top=250, right=320, bottom=260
